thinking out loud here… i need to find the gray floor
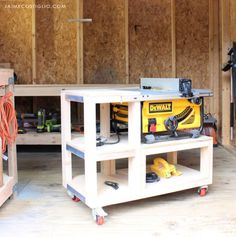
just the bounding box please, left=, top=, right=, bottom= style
left=0, top=146, right=236, bottom=237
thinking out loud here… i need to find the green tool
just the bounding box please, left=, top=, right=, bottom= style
left=45, top=112, right=61, bottom=132
left=37, top=109, right=46, bottom=133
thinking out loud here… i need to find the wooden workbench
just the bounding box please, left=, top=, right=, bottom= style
left=61, top=88, right=213, bottom=225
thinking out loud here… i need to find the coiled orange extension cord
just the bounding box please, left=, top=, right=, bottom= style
left=0, top=90, right=18, bottom=153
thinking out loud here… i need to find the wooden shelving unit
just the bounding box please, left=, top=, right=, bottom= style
left=61, top=88, right=213, bottom=224
left=0, top=69, right=17, bottom=207
left=0, top=84, right=138, bottom=145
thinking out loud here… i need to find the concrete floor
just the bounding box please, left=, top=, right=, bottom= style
left=0, top=146, right=236, bottom=237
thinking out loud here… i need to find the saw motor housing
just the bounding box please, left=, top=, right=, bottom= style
left=142, top=98, right=202, bottom=133
left=111, top=97, right=203, bottom=135
left=111, top=78, right=209, bottom=136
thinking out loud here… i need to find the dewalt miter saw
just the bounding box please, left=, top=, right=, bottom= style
left=111, top=78, right=212, bottom=143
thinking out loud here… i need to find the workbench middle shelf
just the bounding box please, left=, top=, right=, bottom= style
left=66, top=134, right=135, bottom=161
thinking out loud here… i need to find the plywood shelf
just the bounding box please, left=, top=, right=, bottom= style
left=17, top=131, right=61, bottom=145
left=68, top=164, right=208, bottom=208
left=68, top=169, right=131, bottom=208
left=141, top=136, right=212, bottom=155
left=0, top=84, right=138, bottom=97
left=67, top=134, right=135, bottom=161
left=144, top=165, right=208, bottom=198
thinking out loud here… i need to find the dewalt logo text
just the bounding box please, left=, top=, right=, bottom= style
left=149, top=102, right=172, bottom=113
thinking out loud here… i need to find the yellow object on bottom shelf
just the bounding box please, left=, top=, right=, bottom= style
left=151, top=158, right=182, bottom=178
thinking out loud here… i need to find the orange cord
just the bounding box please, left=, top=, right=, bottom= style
left=0, top=90, right=18, bottom=153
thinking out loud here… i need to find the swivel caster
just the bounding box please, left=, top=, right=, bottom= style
left=96, top=216, right=105, bottom=225
left=72, top=195, right=80, bottom=202
left=198, top=186, right=208, bottom=197
left=67, top=190, right=80, bottom=202
left=92, top=208, right=108, bottom=225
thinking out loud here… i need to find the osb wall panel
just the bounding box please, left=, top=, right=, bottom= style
left=176, top=0, right=209, bottom=89
left=0, top=0, right=33, bottom=84
left=129, top=0, right=172, bottom=84
left=36, top=0, right=77, bottom=84
left=83, top=0, right=126, bottom=84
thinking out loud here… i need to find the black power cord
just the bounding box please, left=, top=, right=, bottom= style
left=96, top=132, right=121, bottom=146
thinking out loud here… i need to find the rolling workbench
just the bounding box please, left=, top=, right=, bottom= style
left=61, top=87, right=213, bottom=225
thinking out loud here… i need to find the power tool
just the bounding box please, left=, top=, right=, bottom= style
left=45, top=112, right=61, bottom=132
left=17, top=113, right=26, bottom=134
left=150, top=158, right=182, bottom=178
left=111, top=78, right=211, bottom=142
left=36, top=108, right=46, bottom=133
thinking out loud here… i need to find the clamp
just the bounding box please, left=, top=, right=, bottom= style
left=104, top=181, right=119, bottom=190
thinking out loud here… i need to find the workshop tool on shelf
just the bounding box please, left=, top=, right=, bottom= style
left=146, top=172, right=160, bottom=183
left=17, top=113, right=26, bottom=134
left=45, top=112, right=61, bottom=132
left=36, top=109, right=61, bottom=133
left=36, top=108, right=45, bottom=133
left=150, top=158, right=182, bottom=178
left=111, top=78, right=209, bottom=143
left=104, top=181, right=119, bottom=190
left=222, top=42, right=236, bottom=140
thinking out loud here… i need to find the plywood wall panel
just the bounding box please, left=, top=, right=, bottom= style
left=129, top=0, right=172, bottom=84
left=36, top=0, right=77, bottom=84
left=0, top=0, right=33, bottom=84
left=176, top=0, right=209, bottom=89
left=83, top=0, right=126, bottom=84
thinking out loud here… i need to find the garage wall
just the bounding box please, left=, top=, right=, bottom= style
left=0, top=0, right=33, bottom=84
left=36, top=0, right=77, bottom=84
left=176, top=0, right=210, bottom=113
left=176, top=0, right=209, bottom=89
left=129, top=0, right=172, bottom=84
left=0, top=0, right=212, bottom=87
left=83, top=0, right=126, bottom=84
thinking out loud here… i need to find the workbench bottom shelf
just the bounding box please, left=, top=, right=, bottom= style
left=0, top=174, right=14, bottom=207
left=67, top=165, right=210, bottom=208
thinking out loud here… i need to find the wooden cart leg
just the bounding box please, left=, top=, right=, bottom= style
left=167, top=151, right=177, bottom=165
left=100, top=103, right=116, bottom=176
left=101, top=160, right=116, bottom=176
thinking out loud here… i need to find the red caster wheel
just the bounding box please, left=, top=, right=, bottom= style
left=72, top=195, right=80, bottom=202
left=96, top=216, right=104, bottom=225
left=199, top=188, right=207, bottom=197
left=198, top=186, right=208, bottom=197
